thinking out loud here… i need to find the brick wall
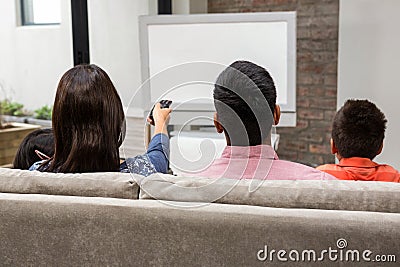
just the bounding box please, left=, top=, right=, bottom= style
left=208, top=0, right=339, bottom=166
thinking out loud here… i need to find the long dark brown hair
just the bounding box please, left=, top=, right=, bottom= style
left=46, top=64, right=125, bottom=173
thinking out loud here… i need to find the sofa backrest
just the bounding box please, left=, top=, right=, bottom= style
left=139, top=174, right=400, bottom=213
left=0, top=193, right=399, bottom=266
left=0, top=168, right=141, bottom=199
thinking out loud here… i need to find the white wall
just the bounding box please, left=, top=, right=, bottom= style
left=87, top=0, right=157, bottom=109
left=0, top=0, right=73, bottom=110
left=338, top=0, right=400, bottom=168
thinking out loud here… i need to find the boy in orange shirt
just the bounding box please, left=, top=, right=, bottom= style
left=317, top=99, right=399, bottom=182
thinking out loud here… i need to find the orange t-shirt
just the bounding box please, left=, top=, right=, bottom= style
left=317, top=157, right=399, bottom=182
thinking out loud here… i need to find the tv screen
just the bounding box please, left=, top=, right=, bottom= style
left=140, top=12, right=296, bottom=126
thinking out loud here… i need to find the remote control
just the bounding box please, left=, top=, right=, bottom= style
left=148, top=100, right=172, bottom=125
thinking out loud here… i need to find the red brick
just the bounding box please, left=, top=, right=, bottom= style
left=284, top=140, right=308, bottom=152
left=297, top=75, right=324, bottom=85
left=315, top=2, right=339, bottom=15
left=324, top=110, right=336, bottom=120
left=325, top=87, right=337, bottom=97
left=297, top=75, right=313, bottom=85
left=309, top=144, right=329, bottom=154
left=297, top=16, right=339, bottom=29
left=309, top=120, right=332, bottom=131
left=298, top=87, right=325, bottom=97
left=310, top=16, right=338, bottom=28
left=323, top=154, right=336, bottom=164
left=298, top=87, right=309, bottom=96
left=298, top=40, right=337, bottom=52
left=298, top=63, right=324, bottom=74
left=311, top=27, right=338, bottom=40
left=297, top=4, right=316, bottom=17
left=324, top=75, right=337, bottom=86
left=312, top=52, right=337, bottom=63
left=298, top=132, right=324, bottom=143
left=296, top=119, right=309, bottom=129
left=297, top=51, right=313, bottom=62
left=324, top=132, right=333, bottom=142
left=309, top=97, right=336, bottom=110
left=297, top=17, right=313, bottom=28
left=297, top=97, right=310, bottom=108
left=297, top=152, right=324, bottom=167
left=298, top=0, right=319, bottom=4
left=276, top=150, right=298, bottom=161
left=324, top=62, right=338, bottom=74
left=311, top=88, right=327, bottom=97
left=294, top=141, right=307, bottom=152
left=297, top=27, right=312, bottom=39
left=298, top=108, right=324, bottom=120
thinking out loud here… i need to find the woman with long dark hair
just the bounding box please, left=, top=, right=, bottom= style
left=30, top=64, right=170, bottom=175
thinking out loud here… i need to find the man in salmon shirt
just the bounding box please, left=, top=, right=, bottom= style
left=186, top=60, right=335, bottom=180
left=317, top=99, right=399, bottom=182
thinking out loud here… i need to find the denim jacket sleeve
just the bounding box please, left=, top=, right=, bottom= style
left=146, top=133, right=170, bottom=173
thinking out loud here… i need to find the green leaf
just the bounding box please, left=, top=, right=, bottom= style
left=34, top=105, right=53, bottom=120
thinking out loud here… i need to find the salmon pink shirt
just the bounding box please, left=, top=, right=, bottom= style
left=189, top=145, right=336, bottom=180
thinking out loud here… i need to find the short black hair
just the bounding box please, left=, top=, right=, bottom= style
left=213, top=60, right=276, bottom=146
left=332, top=99, right=387, bottom=160
left=13, top=128, right=54, bottom=169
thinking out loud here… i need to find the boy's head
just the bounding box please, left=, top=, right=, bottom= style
left=331, top=99, right=387, bottom=160
left=213, top=60, right=280, bottom=146
left=13, top=128, right=54, bottom=169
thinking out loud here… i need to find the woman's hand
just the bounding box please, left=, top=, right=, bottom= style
left=148, top=103, right=171, bottom=135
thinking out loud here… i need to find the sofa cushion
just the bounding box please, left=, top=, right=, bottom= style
left=139, top=174, right=400, bottom=213
left=0, top=168, right=142, bottom=199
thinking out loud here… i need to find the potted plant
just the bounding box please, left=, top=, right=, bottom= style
left=29, top=105, right=52, bottom=127
left=0, top=99, right=30, bottom=124
left=0, top=99, right=40, bottom=166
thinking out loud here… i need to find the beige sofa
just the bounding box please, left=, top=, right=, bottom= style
left=0, top=168, right=399, bottom=266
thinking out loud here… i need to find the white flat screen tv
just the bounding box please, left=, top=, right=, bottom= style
left=139, top=12, right=296, bottom=126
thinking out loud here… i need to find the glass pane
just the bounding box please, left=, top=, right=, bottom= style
left=22, top=0, right=61, bottom=25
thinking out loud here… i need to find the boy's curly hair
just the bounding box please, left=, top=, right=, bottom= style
left=332, top=99, right=387, bottom=159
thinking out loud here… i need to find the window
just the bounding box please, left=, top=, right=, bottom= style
left=20, top=0, right=61, bottom=25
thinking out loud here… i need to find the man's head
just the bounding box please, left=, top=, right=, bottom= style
left=331, top=99, right=387, bottom=160
left=213, top=61, right=280, bottom=146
